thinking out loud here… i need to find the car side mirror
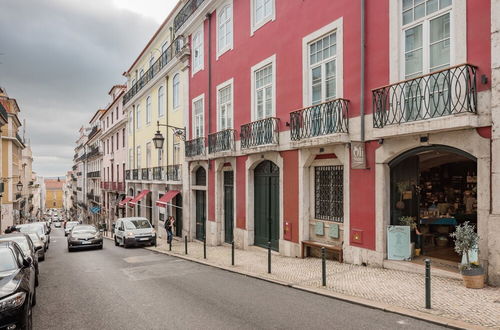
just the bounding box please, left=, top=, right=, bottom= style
left=23, top=257, right=32, bottom=268
left=35, top=246, right=42, bottom=251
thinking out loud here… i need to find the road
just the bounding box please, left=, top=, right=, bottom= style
left=33, top=228, right=445, bottom=330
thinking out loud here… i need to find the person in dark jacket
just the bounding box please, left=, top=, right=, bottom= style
left=164, top=216, right=175, bottom=244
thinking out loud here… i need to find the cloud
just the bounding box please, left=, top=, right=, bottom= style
left=0, top=0, right=162, bottom=177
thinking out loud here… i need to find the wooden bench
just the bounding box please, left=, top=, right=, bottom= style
left=301, top=240, right=343, bottom=263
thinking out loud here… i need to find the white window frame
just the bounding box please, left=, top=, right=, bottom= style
left=216, top=78, right=234, bottom=131
left=146, top=142, right=152, bottom=168
left=173, top=143, right=181, bottom=165
left=128, top=111, right=133, bottom=133
left=250, top=0, right=275, bottom=36
left=146, top=96, right=152, bottom=125
left=250, top=54, right=276, bottom=121
left=158, top=86, right=165, bottom=117
left=302, top=18, right=343, bottom=107
left=173, top=73, right=180, bottom=110
left=136, top=104, right=141, bottom=129
left=389, top=0, right=465, bottom=84
left=192, top=94, right=205, bottom=139
left=216, top=0, right=233, bottom=59
left=192, top=24, right=204, bottom=75
left=161, top=40, right=169, bottom=54
left=136, top=146, right=141, bottom=169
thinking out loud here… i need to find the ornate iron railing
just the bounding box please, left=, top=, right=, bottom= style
left=125, top=170, right=131, bottom=180
left=372, top=64, right=477, bottom=128
left=167, top=165, right=181, bottom=181
left=174, top=0, right=205, bottom=32
left=88, top=126, right=99, bottom=140
left=141, top=168, right=151, bottom=181
left=132, top=169, right=139, bottom=180
left=87, top=171, right=100, bottom=178
left=116, top=182, right=125, bottom=192
left=185, top=137, right=205, bottom=157
left=240, top=117, right=280, bottom=149
left=208, top=129, right=236, bottom=153
left=87, top=146, right=102, bottom=159
left=76, top=187, right=82, bottom=191
left=290, top=99, right=349, bottom=140
left=152, top=167, right=162, bottom=180
left=123, top=36, right=187, bottom=105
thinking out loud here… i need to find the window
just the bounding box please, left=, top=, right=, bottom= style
left=136, top=146, right=141, bottom=169
left=217, top=3, right=233, bottom=56
left=254, top=62, right=273, bottom=120
left=122, top=128, right=125, bottom=148
left=131, top=79, right=136, bottom=87
left=173, top=74, right=180, bottom=109
left=146, top=142, right=152, bottom=168
left=111, top=112, right=113, bottom=124
left=136, top=105, right=141, bottom=129
left=192, top=96, right=204, bottom=138
left=149, top=56, right=155, bottom=69
left=217, top=81, right=233, bottom=130
left=128, top=111, right=133, bottom=133
left=116, top=132, right=119, bottom=151
left=129, top=149, right=133, bottom=169
left=107, top=139, right=110, bottom=155
left=158, top=148, right=163, bottom=165
left=252, top=0, right=274, bottom=33
left=111, top=136, right=114, bottom=153
left=107, top=117, right=109, bottom=129
left=309, top=32, right=337, bottom=105
left=173, top=143, right=180, bottom=164
left=146, top=96, right=152, bottom=124
left=116, top=107, right=119, bottom=120
left=158, top=86, right=165, bottom=117
left=139, top=69, right=144, bottom=78
left=314, top=165, right=343, bottom=222
left=161, top=41, right=169, bottom=54
left=192, top=26, right=204, bottom=73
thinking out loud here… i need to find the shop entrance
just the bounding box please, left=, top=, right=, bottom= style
left=390, top=146, right=477, bottom=264
left=254, top=161, right=279, bottom=251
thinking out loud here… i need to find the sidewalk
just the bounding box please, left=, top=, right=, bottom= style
left=147, top=239, right=499, bottom=329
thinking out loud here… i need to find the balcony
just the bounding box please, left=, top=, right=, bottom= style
left=116, top=182, right=125, bottom=192
left=174, top=0, right=205, bottom=32
left=132, top=169, right=139, bottom=180
left=125, top=170, right=131, bottom=180
left=185, top=137, right=205, bottom=157
left=101, top=182, right=110, bottom=190
left=87, top=171, right=100, bottom=178
left=290, top=99, right=349, bottom=142
left=240, top=117, right=280, bottom=149
left=77, top=187, right=82, bottom=192
left=76, top=172, right=82, bottom=176
left=372, top=64, right=478, bottom=137
left=208, top=129, right=236, bottom=154
left=123, top=36, right=187, bottom=105
left=88, top=126, right=99, bottom=141
left=141, top=168, right=151, bottom=181
left=87, top=146, right=102, bottom=159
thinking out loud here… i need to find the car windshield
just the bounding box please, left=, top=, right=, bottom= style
left=27, top=233, right=42, bottom=245
left=0, top=248, right=18, bottom=272
left=67, top=222, right=79, bottom=228
left=72, top=226, right=96, bottom=234
left=0, top=237, right=29, bottom=255
left=18, top=225, right=44, bottom=237
left=125, top=219, right=151, bottom=230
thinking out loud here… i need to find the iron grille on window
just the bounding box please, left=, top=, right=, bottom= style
left=314, top=165, right=343, bottom=222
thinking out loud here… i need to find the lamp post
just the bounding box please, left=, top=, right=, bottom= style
left=152, top=120, right=186, bottom=150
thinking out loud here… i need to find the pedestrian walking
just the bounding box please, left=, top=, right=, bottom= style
left=165, top=216, right=175, bottom=244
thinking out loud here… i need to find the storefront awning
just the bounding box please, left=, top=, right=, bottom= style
left=156, top=190, right=180, bottom=208
left=118, top=197, right=132, bottom=208
left=128, top=190, right=151, bottom=207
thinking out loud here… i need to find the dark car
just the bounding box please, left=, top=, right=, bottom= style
left=0, top=233, right=41, bottom=287
left=0, top=241, right=36, bottom=330
left=67, top=225, right=103, bottom=251
left=26, top=232, right=45, bottom=262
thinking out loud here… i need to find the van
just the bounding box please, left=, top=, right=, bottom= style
left=113, top=217, right=156, bottom=248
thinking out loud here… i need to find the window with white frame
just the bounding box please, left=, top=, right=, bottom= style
left=192, top=26, right=204, bottom=73
left=161, top=40, right=169, bottom=54
left=146, top=142, right=152, bottom=168
left=149, top=56, right=155, bottom=69
left=254, top=64, right=273, bottom=120
left=136, top=146, right=141, bottom=168
left=309, top=32, right=337, bottom=105
left=173, top=143, right=180, bottom=164
left=129, top=149, right=133, bottom=169
left=146, top=96, right=152, bottom=124
left=217, top=3, right=233, bottom=55
left=173, top=74, right=180, bottom=109
left=158, top=86, right=165, bottom=117
left=252, top=0, right=274, bottom=31
left=218, top=83, right=233, bottom=130
left=136, top=105, right=141, bottom=129
left=193, top=96, right=204, bottom=138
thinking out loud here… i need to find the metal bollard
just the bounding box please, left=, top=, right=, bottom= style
left=268, top=241, right=272, bottom=274
left=203, top=235, right=207, bottom=259
left=184, top=236, right=188, bottom=255
left=425, top=259, right=431, bottom=309
left=322, top=247, right=326, bottom=286
left=231, top=240, right=235, bottom=266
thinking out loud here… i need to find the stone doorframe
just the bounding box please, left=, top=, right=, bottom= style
left=188, top=162, right=208, bottom=241
left=211, top=158, right=237, bottom=246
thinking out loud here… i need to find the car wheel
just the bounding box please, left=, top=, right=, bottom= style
left=23, top=300, right=33, bottom=330
left=122, top=238, right=128, bottom=248
left=68, top=246, right=72, bottom=252
left=39, top=254, right=45, bottom=262
left=32, top=289, right=36, bottom=306
left=114, top=237, right=119, bottom=246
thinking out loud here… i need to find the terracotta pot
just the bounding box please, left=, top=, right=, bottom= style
left=461, top=268, right=485, bottom=289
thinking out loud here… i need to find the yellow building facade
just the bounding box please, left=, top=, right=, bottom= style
left=45, top=179, right=64, bottom=209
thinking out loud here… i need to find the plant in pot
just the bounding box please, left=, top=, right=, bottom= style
left=449, top=222, right=484, bottom=289
left=399, top=216, right=419, bottom=256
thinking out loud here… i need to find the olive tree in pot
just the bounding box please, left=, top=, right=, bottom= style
left=449, top=222, right=484, bottom=289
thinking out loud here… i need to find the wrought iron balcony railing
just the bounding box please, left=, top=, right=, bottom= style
left=132, top=169, right=139, bottom=180
left=125, top=170, right=131, bottom=180
left=77, top=187, right=82, bottom=192
left=87, top=146, right=102, bottom=159
left=174, top=0, right=205, bottom=32
left=290, top=99, right=349, bottom=141
left=167, top=165, right=181, bottom=181
left=185, top=137, right=205, bottom=157
left=88, top=126, right=99, bottom=140
left=116, top=182, right=125, bottom=192
left=87, top=171, right=100, bottom=178
left=208, top=129, right=236, bottom=154
left=123, top=36, right=187, bottom=105
left=141, top=168, right=151, bottom=181
left=240, top=117, right=280, bottom=149
left=152, top=167, right=162, bottom=181
left=372, top=64, right=477, bottom=128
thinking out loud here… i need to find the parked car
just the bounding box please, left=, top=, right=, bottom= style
left=54, top=221, right=61, bottom=228
left=16, top=223, right=49, bottom=251
left=67, top=225, right=103, bottom=251
left=114, top=217, right=156, bottom=248
left=27, top=232, right=45, bottom=262
left=0, top=241, right=36, bottom=330
left=64, top=221, right=79, bottom=236
left=0, top=233, right=41, bottom=287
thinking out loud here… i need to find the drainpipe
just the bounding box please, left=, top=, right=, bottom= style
left=360, top=0, right=366, bottom=142
left=165, top=76, right=169, bottom=168
left=207, top=12, right=212, bottom=169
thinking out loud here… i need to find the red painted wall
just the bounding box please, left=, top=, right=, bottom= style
left=467, top=0, right=491, bottom=92
left=281, top=150, right=299, bottom=243
left=208, top=160, right=215, bottom=221
left=236, top=156, right=247, bottom=229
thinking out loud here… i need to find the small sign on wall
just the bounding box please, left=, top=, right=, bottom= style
left=387, top=225, right=411, bottom=260
left=328, top=224, right=339, bottom=239
left=351, top=142, right=367, bottom=169
left=315, top=222, right=324, bottom=235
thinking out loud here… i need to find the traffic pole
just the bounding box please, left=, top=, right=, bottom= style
left=322, top=247, right=326, bottom=286
left=231, top=240, right=235, bottom=266
left=184, top=235, right=188, bottom=255
left=267, top=241, right=272, bottom=274
left=425, top=259, right=431, bottom=309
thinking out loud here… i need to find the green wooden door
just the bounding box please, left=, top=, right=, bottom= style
left=224, top=171, right=234, bottom=243
left=254, top=161, right=279, bottom=251
left=195, top=190, right=206, bottom=240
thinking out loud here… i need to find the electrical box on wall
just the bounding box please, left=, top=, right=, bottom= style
left=284, top=221, right=292, bottom=241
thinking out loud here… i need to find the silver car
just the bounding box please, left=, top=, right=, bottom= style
left=27, top=232, right=45, bottom=261
left=64, top=221, right=79, bottom=236
left=17, top=223, right=50, bottom=251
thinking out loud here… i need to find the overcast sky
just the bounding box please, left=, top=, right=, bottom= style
left=0, top=0, right=177, bottom=177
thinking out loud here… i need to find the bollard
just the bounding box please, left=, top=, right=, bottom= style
left=268, top=241, right=272, bottom=274
left=203, top=236, right=207, bottom=259
left=184, top=235, right=188, bottom=255
left=322, top=247, right=326, bottom=286
left=231, top=240, right=235, bottom=266
left=425, top=259, right=431, bottom=309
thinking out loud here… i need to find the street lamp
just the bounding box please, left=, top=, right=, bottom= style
left=153, top=130, right=165, bottom=149
left=152, top=120, right=186, bottom=150
left=16, top=181, right=23, bottom=192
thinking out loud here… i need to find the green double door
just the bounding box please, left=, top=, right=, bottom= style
left=254, top=161, right=279, bottom=251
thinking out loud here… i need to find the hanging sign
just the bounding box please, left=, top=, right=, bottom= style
left=351, top=142, right=367, bottom=169
left=387, top=225, right=411, bottom=260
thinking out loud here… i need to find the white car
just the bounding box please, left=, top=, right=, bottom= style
left=64, top=221, right=79, bottom=236
left=17, top=223, right=50, bottom=251
left=113, top=217, right=156, bottom=248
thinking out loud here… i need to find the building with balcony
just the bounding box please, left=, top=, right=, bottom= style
left=85, top=110, right=104, bottom=226
left=73, top=127, right=88, bottom=222
left=123, top=3, right=188, bottom=235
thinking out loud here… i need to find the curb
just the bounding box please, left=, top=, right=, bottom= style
left=144, top=246, right=491, bottom=330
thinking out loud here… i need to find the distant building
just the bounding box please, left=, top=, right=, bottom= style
left=45, top=178, right=64, bottom=209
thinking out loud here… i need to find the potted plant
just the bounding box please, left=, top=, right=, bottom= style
left=399, top=216, right=419, bottom=256
left=449, top=222, right=485, bottom=289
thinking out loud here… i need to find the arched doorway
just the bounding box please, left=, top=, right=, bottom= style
left=390, top=145, right=477, bottom=263
left=173, top=194, right=183, bottom=237
left=195, top=167, right=206, bottom=240
left=254, top=160, right=279, bottom=251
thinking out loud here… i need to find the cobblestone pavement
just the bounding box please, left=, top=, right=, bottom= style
left=151, top=239, right=500, bottom=329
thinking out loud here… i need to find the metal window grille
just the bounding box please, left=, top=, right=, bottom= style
left=314, top=165, right=343, bottom=222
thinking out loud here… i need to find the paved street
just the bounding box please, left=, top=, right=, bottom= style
left=33, top=228, right=444, bottom=330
